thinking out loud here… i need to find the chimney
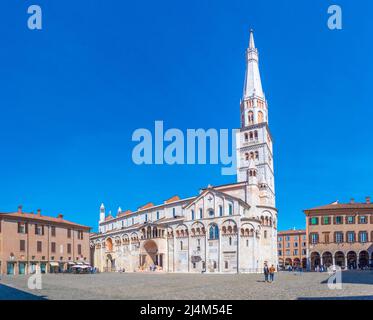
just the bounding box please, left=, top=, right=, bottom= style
left=366, top=196, right=371, bottom=204
left=350, top=198, right=355, bottom=204
left=36, top=209, right=41, bottom=216
left=17, top=205, right=23, bottom=214
left=57, top=213, right=63, bottom=219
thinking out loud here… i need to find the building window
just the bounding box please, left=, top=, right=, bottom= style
left=219, top=205, right=223, bottom=217
left=278, top=250, right=282, bottom=256
left=67, top=229, right=72, bottom=239
left=346, top=216, right=355, bottom=224
left=335, top=232, right=344, bottom=243
left=67, top=244, right=72, bottom=254
left=173, top=208, right=176, bottom=218
left=199, top=208, right=203, bottom=219
left=359, top=231, right=368, bottom=243
left=208, top=209, right=214, bottom=217
left=35, top=224, right=44, bottom=235
left=285, top=236, right=290, bottom=241
left=302, top=249, right=307, bottom=255
left=323, top=216, right=331, bottom=225
left=264, top=231, right=267, bottom=239
left=286, top=242, right=290, bottom=248
left=359, top=216, right=367, bottom=224
left=156, top=211, right=160, bottom=220
left=229, top=237, right=232, bottom=246
left=145, top=214, right=148, bottom=222
left=278, top=243, right=282, bottom=248
left=191, top=210, right=194, bottom=220
left=180, top=241, right=183, bottom=250
left=51, top=242, right=56, bottom=253
left=37, top=241, right=42, bottom=252
left=323, top=233, right=330, bottom=244
left=335, top=216, right=343, bottom=225
left=278, top=236, right=282, bottom=241
left=209, top=225, right=219, bottom=240
left=20, top=240, right=25, bottom=251
left=309, top=217, right=319, bottom=225
left=310, top=233, right=319, bottom=244
left=17, top=222, right=27, bottom=234
left=293, top=249, right=298, bottom=255
left=246, top=239, right=249, bottom=247
left=347, top=231, right=355, bottom=243
left=77, top=230, right=84, bottom=240
left=192, top=262, right=196, bottom=269
left=228, top=204, right=233, bottom=216
left=78, top=244, right=82, bottom=255
left=286, top=249, right=290, bottom=255
left=51, top=226, right=56, bottom=237
left=225, top=261, right=229, bottom=269
left=294, top=242, right=298, bottom=247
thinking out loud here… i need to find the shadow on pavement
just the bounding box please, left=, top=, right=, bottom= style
left=0, top=283, right=47, bottom=300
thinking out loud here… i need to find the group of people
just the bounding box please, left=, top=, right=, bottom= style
left=263, top=263, right=276, bottom=283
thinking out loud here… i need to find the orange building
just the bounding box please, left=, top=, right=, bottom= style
left=0, top=206, right=91, bottom=275
left=304, top=197, right=373, bottom=270
left=277, top=229, right=307, bottom=269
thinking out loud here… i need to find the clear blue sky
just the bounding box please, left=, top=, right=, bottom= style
left=1, top=0, right=372, bottom=232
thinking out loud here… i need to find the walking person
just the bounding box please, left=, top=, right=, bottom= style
left=263, top=263, right=269, bottom=282
left=269, top=265, right=276, bottom=283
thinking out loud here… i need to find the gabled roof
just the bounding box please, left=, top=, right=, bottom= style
left=183, top=187, right=250, bottom=210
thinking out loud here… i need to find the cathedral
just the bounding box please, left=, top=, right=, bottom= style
left=90, top=30, right=278, bottom=273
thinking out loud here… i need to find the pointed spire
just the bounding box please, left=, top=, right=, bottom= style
left=243, top=29, right=264, bottom=99
left=249, top=29, right=255, bottom=49
left=100, top=203, right=105, bottom=209
left=117, top=207, right=122, bottom=214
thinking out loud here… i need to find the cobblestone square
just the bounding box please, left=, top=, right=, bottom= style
left=0, top=270, right=372, bottom=300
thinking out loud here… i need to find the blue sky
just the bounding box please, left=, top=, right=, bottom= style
left=1, top=0, right=372, bottom=232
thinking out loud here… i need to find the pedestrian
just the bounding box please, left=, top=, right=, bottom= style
left=269, top=265, right=276, bottom=282
left=263, top=263, right=269, bottom=282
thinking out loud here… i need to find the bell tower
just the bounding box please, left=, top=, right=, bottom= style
left=236, top=30, right=275, bottom=206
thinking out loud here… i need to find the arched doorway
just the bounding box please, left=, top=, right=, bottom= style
left=310, top=252, right=320, bottom=270
left=285, top=258, right=292, bottom=268
left=347, top=251, right=357, bottom=270
left=140, top=240, right=162, bottom=270
left=293, top=258, right=301, bottom=268
left=106, top=254, right=115, bottom=272
left=322, top=252, right=333, bottom=268
left=359, top=251, right=369, bottom=269
left=335, top=251, right=345, bottom=268
left=302, top=258, right=307, bottom=269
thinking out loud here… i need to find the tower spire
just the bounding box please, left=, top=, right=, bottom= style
left=243, top=29, right=264, bottom=99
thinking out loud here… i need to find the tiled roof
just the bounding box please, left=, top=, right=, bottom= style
left=278, top=229, right=306, bottom=235
left=304, top=202, right=373, bottom=211
left=0, top=211, right=90, bottom=229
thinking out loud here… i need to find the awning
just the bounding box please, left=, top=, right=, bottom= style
left=75, top=262, right=83, bottom=265
left=50, top=262, right=59, bottom=267
left=68, top=262, right=75, bottom=265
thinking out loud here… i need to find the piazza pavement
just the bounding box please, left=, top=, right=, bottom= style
left=0, top=271, right=372, bottom=300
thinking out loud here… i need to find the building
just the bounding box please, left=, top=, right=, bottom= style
left=277, top=229, right=307, bottom=269
left=90, top=30, right=278, bottom=273
left=304, top=197, right=373, bottom=270
left=0, top=206, right=91, bottom=275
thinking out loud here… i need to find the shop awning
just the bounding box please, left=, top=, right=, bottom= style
left=50, top=262, right=59, bottom=267
left=68, top=261, right=75, bottom=265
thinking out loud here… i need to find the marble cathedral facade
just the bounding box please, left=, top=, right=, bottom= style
left=90, top=31, right=278, bottom=273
